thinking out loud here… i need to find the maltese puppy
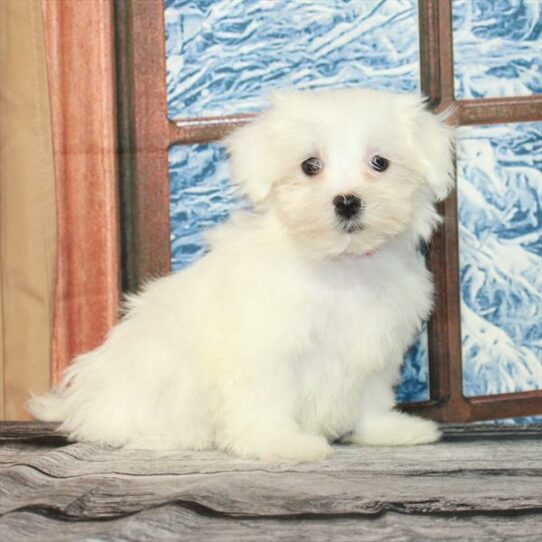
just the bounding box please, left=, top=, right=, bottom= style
left=29, top=88, right=454, bottom=462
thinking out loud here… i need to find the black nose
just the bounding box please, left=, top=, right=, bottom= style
left=333, top=194, right=362, bottom=219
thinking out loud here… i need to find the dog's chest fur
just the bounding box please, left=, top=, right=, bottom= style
left=293, top=252, right=430, bottom=438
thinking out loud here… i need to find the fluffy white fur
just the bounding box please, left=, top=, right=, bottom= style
left=29, top=88, right=454, bottom=462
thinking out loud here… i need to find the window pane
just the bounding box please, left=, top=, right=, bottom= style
left=457, top=122, right=542, bottom=396
left=453, top=0, right=542, bottom=99
left=397, top=328, right=429, bottom=403
left=164, top=0, right=420, bottom=118
left=170, top=143, right=247, bottom=271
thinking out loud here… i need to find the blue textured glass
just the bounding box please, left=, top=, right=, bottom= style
left=457, top=122, right=542, bottom=397
left=453, top=0, right=542, bottom=99
left=169, top=144, right=248, bottom=270
left=396, top=325, right=429, bottom=403
left=164, top=0, right=420, bottom=118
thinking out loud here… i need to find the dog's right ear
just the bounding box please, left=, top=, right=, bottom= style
left=226, top=115, right=276, bottom=203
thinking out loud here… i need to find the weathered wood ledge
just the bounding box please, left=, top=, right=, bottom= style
left=1, top=422, right=541, bottom=541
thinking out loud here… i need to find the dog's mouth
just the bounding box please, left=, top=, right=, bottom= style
left=339, top=220, right=364, bottom=234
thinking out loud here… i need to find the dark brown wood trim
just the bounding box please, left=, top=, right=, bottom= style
left=114, top=0, right=171, bottom=291
left=456, top=96, right=542, bottom=126
left=417, top=0, right=463, bottom=420
left=114, top=0, right=138, bottom=294
left=467, top=390, right=542, bottom=422
left=418, top=0, right=454, bottom=109
left=168, top=93, right=542, bottom=147
left=418, top=0, right=442, bottom=106
left=409, top=390, right=542, bottom=424
left=168, top=115, right=253, bottom=146
left=428, top=194, right=466, bottom=422
left=43, top=0, right=121, bottom=381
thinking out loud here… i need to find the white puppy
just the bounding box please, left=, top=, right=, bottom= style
left=29, top=89, right=454, bottom=462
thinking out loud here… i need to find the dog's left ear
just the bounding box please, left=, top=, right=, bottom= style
left=225, top=115, right=276, bottom=203
left=413, top=104, right=456, bottom=202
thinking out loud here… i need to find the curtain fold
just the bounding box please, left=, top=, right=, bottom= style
left=0, top=0, right=57, bottom=419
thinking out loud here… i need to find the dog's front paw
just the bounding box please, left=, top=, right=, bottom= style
left=351, top=412, right=441, bottom=446
left=231, top=433, right=332, bottom=462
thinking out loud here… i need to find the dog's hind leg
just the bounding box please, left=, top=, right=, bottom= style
left=29, top=314, right=213, bottom=450
left=123, top=375, right=214, bottom=451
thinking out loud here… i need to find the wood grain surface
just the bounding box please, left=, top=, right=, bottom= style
left=1, top=423, right=541, bottom=541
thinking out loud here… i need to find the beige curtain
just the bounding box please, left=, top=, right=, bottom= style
left=0, top=0, right=57, bottom=420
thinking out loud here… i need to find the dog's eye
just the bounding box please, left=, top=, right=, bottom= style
left=301, top=157, right=323, bottom=176
left=369, top=155, right=390, bottom=172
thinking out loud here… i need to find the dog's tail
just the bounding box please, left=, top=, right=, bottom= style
left=27, top=360, right=81, bottom=422
left=27, top=389, right=70, bottom=422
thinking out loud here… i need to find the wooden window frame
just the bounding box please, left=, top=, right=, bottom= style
left=113, top=0, right=542, bottom=422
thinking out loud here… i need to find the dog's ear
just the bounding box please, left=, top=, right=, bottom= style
left=414, top=103, right=456, bottom=202
left=225, top=115, right=276, bottom=203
